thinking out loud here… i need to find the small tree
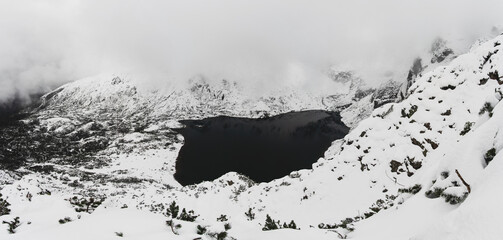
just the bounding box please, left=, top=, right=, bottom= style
left=0, top=193, right=11, bottom=216
left=479, top=102, right=494, bottom=117
left=178, top=208, right=198, bottom=222
left=262, top=215, right=279, bottom=231
left=245, top=208, right=255, bottom=221
left=398, top=184, right=422, bottom=194
left=196, top=225, right=207, bottom=235
left=216, top=231, right=227, bottom=240
left=460, top=122, right=474, bottom=136
left=2, top=217, right=20, bottom=234
left=69, top=196, right=104, bottom=213
left=484, top=148, right=497, bottom=165
left=166, top=220, right=182, bottom=235
left=58, top=217, right=72, bottom=224
left=217, top=214, right=228, bottom=222
left=166, top=201, right=180, bottom=235
left=288, top=220, right=297, bottom=229
left=165, top=201, right=198, bottom=234
left=224, top=223, right=232, bottom=231
left=166, top=201, right=179, bottom=219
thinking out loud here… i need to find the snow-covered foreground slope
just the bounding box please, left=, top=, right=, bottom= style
left=1, top=34, right=503, bottom=240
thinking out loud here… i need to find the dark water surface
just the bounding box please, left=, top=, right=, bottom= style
left=174, top=110, right=349, bottom=186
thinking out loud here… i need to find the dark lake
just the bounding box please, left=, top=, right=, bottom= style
left=173, top=110, right=349, bottom=186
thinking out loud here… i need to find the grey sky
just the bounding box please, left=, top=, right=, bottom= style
left=1, top=0, right=503, bottom=102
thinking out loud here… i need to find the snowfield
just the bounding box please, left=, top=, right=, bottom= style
left=1, top=34, right=503, bottom=239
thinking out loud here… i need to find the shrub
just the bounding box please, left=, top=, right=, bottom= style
left=262, top=215, right=279, bottom=231
left=479, top=102, right=494, bottom=117
left=339, top=218, right=354, bottom=229
left=178, top=208, right=198, bottom=222
left=484, top=148, right=497, bottom=165
left=319, top=217, right=354, bottom=232
left=115, top=232, right=124, bottom=237
left=440, top=109, right=452, bottom=116
left=2, top=217, right=20, bottom=234
left=460, top=122, right=474, bottom=135
left=262, top=215, right=298, bottom=231
left=216, top=231, right=228, bottom=240
left=217, top=214, right=228, bottom=222
left=166, top=219, right=182, bottom=235
left=166, top=201, right=179, bottom=218
left=208, top=231, right=229, bottom=240
left=441, top=192, right=468, bottom=205
left=196, top=225, right=207, bottom=235
left=69, top=196, right=105, bottom=213
left=165, top=200, right=198, bottom=235
left=287, top=220, right=297, bottom=229
left=401, top=105, right=418, bottom=118
left=58, top=217, right=72, bottom=224
left=364, top=211, right=375, bottom=218
left=425, top=187, right=444, bottom=198
left=224, top=223, right=232, bottom=231
left=398, top=184, right=422, bottom=194
left=318, top=223, right=336, bottom=229
left=0, top=193, right=11, bottom=216
left=245, top=208, right=255, bottom=221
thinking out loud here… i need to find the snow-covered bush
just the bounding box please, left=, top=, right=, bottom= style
left=245, top=208, right=255, bottom=221
left=216, top=214, right=228, bottom=222
left=207, top=231, right=227, bottom=240
left=196, top=225, right=207, bottom=235
left=2, top=217, right=20, bottom=234
left=68, top=196, right=105, bottom=213
left=441, top=190, right=468, bottom=205
left=165, top=220, right=182, bottom=234
left=58, top=217, right=72, bottom=224
left=398, top=184, right=422, bottom=194
left=178, top=208, right=198, bottom=222
left=224, top=223, right=232, bottom=231
left=479, top=102, right=494, bottom=117
left=282, top=220, right=297, bottom=229
left=262, top=215, right=298, bottom=231
left=424, top=170, right=470, bottom=204
left=166, top=201, right=179, bottom=218
left=460, top=122, right=474, bottom=135
left=401, top=105, right=418, bottom=118
left=484, top=148, right=496, bottom=165
left=425, top=187, right=444, bottom=199
left=0, top=193, right=11, bottom=216
left=262, top=215, right=279, bottom=231
left=166, top=201, right=198, bottom=222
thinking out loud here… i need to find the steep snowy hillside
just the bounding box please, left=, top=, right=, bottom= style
left=1, top=33, right=502, bottom=240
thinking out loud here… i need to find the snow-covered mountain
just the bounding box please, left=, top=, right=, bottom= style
left=1, top=33, right=503, bottom=240
left=36, top=71, right=377, bottom=126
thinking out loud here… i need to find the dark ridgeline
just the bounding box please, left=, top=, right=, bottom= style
left=174, top=110, right=349, bottom=186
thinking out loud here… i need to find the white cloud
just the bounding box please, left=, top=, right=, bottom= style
left=1, top=0, right=503, bottom=102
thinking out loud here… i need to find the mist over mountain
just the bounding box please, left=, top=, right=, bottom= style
left=1, top=0, right=503, bottom=104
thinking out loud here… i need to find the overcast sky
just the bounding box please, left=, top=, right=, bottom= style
left=1, top=0, right=503, bottom=102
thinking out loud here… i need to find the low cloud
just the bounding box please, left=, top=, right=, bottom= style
left=1, top=0, right=503, bottom=102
